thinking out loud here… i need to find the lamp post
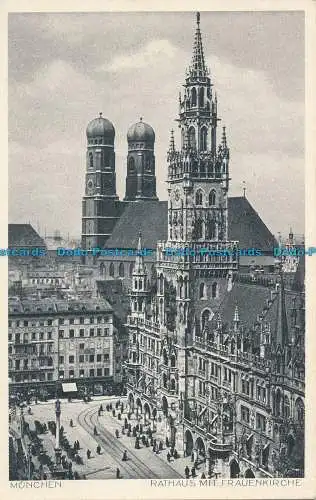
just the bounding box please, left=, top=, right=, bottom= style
left=55, top=399, right=62, bottom=466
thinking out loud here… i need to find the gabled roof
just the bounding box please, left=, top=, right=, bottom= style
left=104, top=197, right=276, bottom=252
left=8, top=224, right=46, bottom=248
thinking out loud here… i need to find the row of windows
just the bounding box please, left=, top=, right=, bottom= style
left=10, top=332, right=53, bottom=343
left=199, top=282, right=218, bottom=299
left=195, top=189, right=217, bottom=206
left=88, top=138, right=112, bottom=145
left=9, top=316, right=109, bottom=328
left=9, top=344, right=53, bottom=355
left=59, top=368, right=110, bottom=378
left=59, top=353, right=109, bottom=364
left=13, top=372, right=54, bottom=382
left=240, top=405, right=266, bottom=431
left=58, top=328, right=110, bottom=338
left=30, top=278, right=61, bottom=285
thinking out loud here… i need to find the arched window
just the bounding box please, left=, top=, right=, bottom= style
left=99, top=263, right=105, bottom=277
left=129, top=262, right=134, bottom=277
left=195, top=219, right=203, bottom=239
left=119, top=263, right=125, bottom=277
left=163, top=349, right=168, bottom=366
left=170, top=379, right=176, bottom=391
left=195, top=189, right=203, bottom=205
left=284, top=395, right=290, bottom=419
left=158, top=274, right=164, bottom=295
left=206, top=220, right=216, bottom=239
left=199, top=282, right=205, bottom=299
left=199, top=87, right=204, bottom=107
left=201, top=309, right=210, bottom=330
left=295, top=397, right=304, bottom=423
left=200, top=127, right=207, bottom=151
left=209, top=190, right=216, bottom=206
left=170, top=355, right=176, bottom=367
left=211, top=282, right=217, bottom=298
left=178, top=276, right=183, bottom=298
left=128, top=156, right=135, bottom=172
left=191, top=88, right=197, bottom=107
left=163, top=372, right=168, bottom=388
left=109, top=262, right=115, bottom=277
left=89, top=152, right=93, bottom=169
left=188, top=127, right=196, bottom=149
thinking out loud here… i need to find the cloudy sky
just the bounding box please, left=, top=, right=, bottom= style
left=8, top=11, right=304, bottom=240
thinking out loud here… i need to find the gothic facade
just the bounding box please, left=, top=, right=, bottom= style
left=124, top=13, right=305, bottom=478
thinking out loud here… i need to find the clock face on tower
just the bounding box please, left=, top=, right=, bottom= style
left=87, top=179, right=94, bottom=195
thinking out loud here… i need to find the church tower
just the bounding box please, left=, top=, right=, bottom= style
left=81, top=113, right=119, bottom=251
left=124, top=118, right=158, bottom=201
left=155, top=13, right=238, bottom=435
left=158, top=12, right=238, bottom=341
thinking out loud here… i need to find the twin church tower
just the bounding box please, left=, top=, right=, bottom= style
left=82, top=115, right=158, bottom=251
left=82, top=11, right=229, bottom=254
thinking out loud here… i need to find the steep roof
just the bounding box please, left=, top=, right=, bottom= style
left=218, top=282, right=271, bottom=332
left=227, top=197, right=277, bottom=250
left=105, top=201, right=168, bottom=249
left=105, top=197, right=276, bottom=252
left=8, top=224, right=46, bottom=248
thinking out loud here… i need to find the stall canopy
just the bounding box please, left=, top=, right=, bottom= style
left=62, top=382, right=77, bottom=393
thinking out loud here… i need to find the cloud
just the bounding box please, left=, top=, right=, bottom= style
left=103, top=40, right=178, bottom=72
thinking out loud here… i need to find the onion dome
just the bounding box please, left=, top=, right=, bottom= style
left=86, top=112, right=115, bottom=141
left=127, top=117, right=155, bottom=143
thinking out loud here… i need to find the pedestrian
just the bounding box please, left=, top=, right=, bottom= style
left=77, top=440, right=80, bottom=450
left=128, top=423, right=132, bottom=432
left=150, top=437, right=154, bottom=446
left=70, top=419, right=73, bottom=427
left=170, top=447, right=174, bottom=457
left=118, top=413, right=121, bottom=420
left=124, top=418, right=128, bottom=429
left=94, top=426, right=98, bottom=436
left=106, top=404, right=109, bottom=412
left=115, top=429, right=119, bottom=439
left=167, top=451, right=171, bottom=462
left=201, top=472, right=206, bottom=479
left=120, top=404, right=124, bottom=413
left=174, top=449, right=178, bottom=459
left=191, top=466, right=196, bottom=478
left=112, top=409, right=116, bottom=417
left=122, top=450, right=127, bottom=461
left=109, top=403, right=112, bottom=410
left=99, top=404, right=103, bottom=412
left=122, top=426, right=125, bottom=435
left=185, top=466, right=190, bottom=478
left=166, top=436, right=169, bottom=448
left=96, top=445, right=101, bottom=455
left=116, top=468, right=120, bottom=479
left=191, top=451, right=194, bottom=462
left=159, top=441, right=163, bottom=451
left=86, top=449, right=91, bottom=459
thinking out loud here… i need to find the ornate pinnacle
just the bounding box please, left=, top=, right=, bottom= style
left=190, top=12, right=207, bottom=77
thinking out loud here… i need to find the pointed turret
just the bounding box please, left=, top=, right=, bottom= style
left=189, top=12, right=208, bottom=78
left=233, top=304, right=240, bottom=332
left=275, top=272, right=289, bottom=346
left=134, top=232, right=146, bottom=275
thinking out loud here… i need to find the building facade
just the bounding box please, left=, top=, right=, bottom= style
left=124, top=13, right=305, bottom=478
left=9, top=297, right=127, bottom=399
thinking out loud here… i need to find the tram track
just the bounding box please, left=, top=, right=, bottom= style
left=77, top=405, right=182, bottom=479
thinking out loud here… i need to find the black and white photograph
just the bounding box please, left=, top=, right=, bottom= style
left=6, top=6, right=309, bottom=492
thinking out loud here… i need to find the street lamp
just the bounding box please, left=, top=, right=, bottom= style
left=55, top=399, right=62, bottom=465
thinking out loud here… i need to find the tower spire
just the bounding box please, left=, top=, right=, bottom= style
left=135, top=231, right=145, bottom=274
left=190, top=11, right=207, bottom=77
left=275, top=272, right=289, bottom=346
